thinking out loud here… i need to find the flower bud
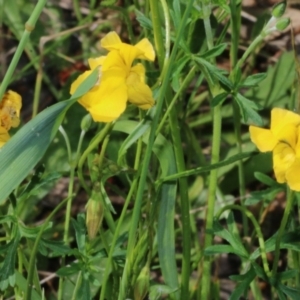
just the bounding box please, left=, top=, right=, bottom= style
left=80, top=113, right=92, bottom=132
left=86, top=198, right=103, bottom=240
left=276, top=17, right=290, bottom=31
left=134, top=266, right=150, bottom=300
left=272, top=2, right=286, bottom=18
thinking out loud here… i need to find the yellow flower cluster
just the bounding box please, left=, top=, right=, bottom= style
left=250, top=108, right=300, bottom=191
left=70, top=31, right=155, bottom=122
left=0, top=90, right=22, bottom=147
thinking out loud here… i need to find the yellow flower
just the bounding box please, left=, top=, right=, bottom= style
left=70, top=31, right=155, bottom=122
left=0, top=90, right=22, bottom=147
left=249, top=108, right=300, bottom=191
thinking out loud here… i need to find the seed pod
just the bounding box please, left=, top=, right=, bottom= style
left=276, top=17, right=290, bottom=31
left=86, top=197, right=103, bottom=240
left=80, top=113, right=92, bottom=132
left=134, top=265, right=150, bottom=300
left=272, top=2, right=286, bottom=18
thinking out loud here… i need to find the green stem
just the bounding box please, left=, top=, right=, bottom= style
left=156, top=66, right=196, bottom=135
left=200, top=105, right=222, bottom=299
left=272, top=188, right=294, bottom=277
left=32, top=62, right=43, bottom=118
left=200, top=1, right=223, bottom=298
left=216, top=204, right=271, bottom=278
left=77, top=122, right=114, bottom=194
left=25, top=197, right=70, bottom=300
left=229, top=0, right=248, bottom=236
left=0, top=0, right=48, bottom=101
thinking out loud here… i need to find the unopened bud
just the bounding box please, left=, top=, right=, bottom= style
left=272, top=2, right=286, bottom=18
left=80, top=113, right=92, bottom=132
left=86, top=198, right=103, bottom=240
left=134, top=266, right=150, bottom=300
left=276, top=17, right=290, bottom=31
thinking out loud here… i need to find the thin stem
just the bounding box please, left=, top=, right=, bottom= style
left=59, top=126, right=72, bottom=161
left=229, top=0, right=248, bottom=236
left=156, top=66, right=196, bottom=135
left=160, top=0, right=170, bottom=60
left=272, top=188, right=294, bottom=277
left=0, top=0, right=48, bottom=100
left=77, top=122, right=114, bottom=194
left=200, top=1, right=223, bottom=298
left=200, top=105, right=222, bottom=299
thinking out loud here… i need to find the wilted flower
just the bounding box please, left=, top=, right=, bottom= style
left=0, top=90, right=22, bottom=147
left=70, top=31, right=155, bottom=122
left=250, top=108, right=300, bottom=191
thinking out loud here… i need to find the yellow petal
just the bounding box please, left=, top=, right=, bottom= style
left=118, top=43, right=143, bottom=69
left=0, top=90, right=22, bottom=130
left=273, top=143, right=295, bottom=184
left=88, top=82, right=128, bottom=122
left=295, top=126, right=300, bottom=157
left=88, top=56, right=106, bottom=69
left=127, top=64, right=154, bottom=109
left=100, top=31, right=122, bottom=51
left=275, top=123, right=298, bottom=149
left=286, top=159, right=300, bottom=191
left=101, top=51, right=127, bottom=72
left=135, top=38, right=155, bottom=61
left=249, top=126, right=277, bottom=152
left=0, top=127, right=10, bottom=148
left=271, top=108, right=300, bottom=138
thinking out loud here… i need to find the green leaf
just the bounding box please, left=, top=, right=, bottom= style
left=234, top=93, right=263, bottom=125
left=0, top=68, right=98, bottom=204
left=39, top=239, right=73, bottom=256
left=18, top=222, right=52, bottom=238
left=77, top=273, right=91, bottom=300
left=0, top=233, right=20, bottom=284
left=72, top=214, right=87, bottom=254
left=201, top=43, right=227, bottom=60
left=239, top=73, right=267, bottom=88
left=15, top=271, right=42, bottom=300
left=56, top=262, right=81, bottom=276
left=245, top=187, right=282, bottom=206
left=158, top=151, right=255, bottom=184
left=278, top=283, right=300, bottom=300
left=194, top=57, right=233, bottom=91
left=277, top=269, right=299, bottom=281
left=211, top=221, right=249, bottom=259
left=149, top=284, right=177, bottom=300
left=204, top=244, right=248, bottom=257
left=245, top=52, right=295, bottom=107
left=254, top=172, right=279, bottom=187
left=135, top=9, right=153, bottom=30
left=229, top=267, right=256, bottom=300
left=211, top=92, right=228, bottom=107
